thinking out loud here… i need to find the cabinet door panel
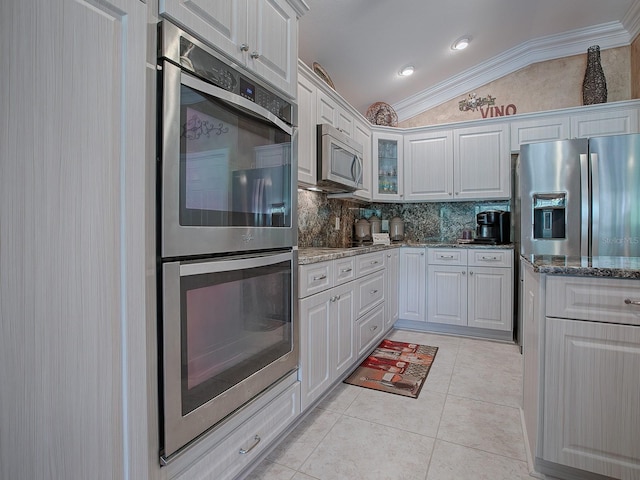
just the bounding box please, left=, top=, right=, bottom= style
left=427, top=266, right=467, bottom=325
left=297, top=74, right=316, bottom=186
left=250, top=0, right=297, bottom=97
left=404, top=131, right=453, bottom=201
left=543, top=317, right=640, bottom=478
left=454, top=124, right=510, bottom=200
left=399, top=248, right=426, bottom=321
left=160, top=0, right=243, bottom=62
left=467, top=267, right=512, bottom=331
left=299, top=292, right=332, bottom=410
left=333, top=285, right=356, bottom=378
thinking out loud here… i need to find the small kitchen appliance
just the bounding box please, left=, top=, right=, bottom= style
left=389, top=216, right=404, bottom=242
left=475, top=210, right=510, bottom=244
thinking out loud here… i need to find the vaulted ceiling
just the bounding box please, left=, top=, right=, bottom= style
left=298, top=0, right=640, bottom=121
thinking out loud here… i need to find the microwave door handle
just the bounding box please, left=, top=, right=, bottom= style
left=355, top=154, right=363, bottom=188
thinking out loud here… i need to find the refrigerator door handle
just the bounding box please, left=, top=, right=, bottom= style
left=580, top=153, right=591, bottom=257
left=590, top=152, right=599, bottom=256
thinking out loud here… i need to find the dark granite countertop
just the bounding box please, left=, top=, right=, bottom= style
left=298, top=242, right=514, bottom=265
left=521, top=254, right=640, bottom=279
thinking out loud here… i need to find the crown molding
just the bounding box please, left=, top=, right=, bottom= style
left=622, top=0, right=640, bottom=40
left=393, top=21, right=632, bottom=122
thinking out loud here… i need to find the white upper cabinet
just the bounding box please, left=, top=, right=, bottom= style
left=404, top=130, right=453, bottom=201
left=402, top=123, right=510, bottom=202
left=454, top=123, right=510, bottom=200
left=510, top=116, right=570, bottom=151
left=159, top=0, right=299, bottom=97
left=316, top=89, right=354, bottom=137
left=570, top=107, right=639, bottom=138
left=350, top=118, right=373, bottom=200
left=372, top=131, right=404, bottom=201
left=297, top=73, right=317, bottom=186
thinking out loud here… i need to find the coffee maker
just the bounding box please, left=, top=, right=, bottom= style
left=475, top=210, right=510, bottom=244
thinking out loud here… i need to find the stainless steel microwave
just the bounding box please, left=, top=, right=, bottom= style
left=316, top=123, right=364, bottom=193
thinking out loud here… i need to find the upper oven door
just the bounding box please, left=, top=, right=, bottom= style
left=160, top=61, right=297, bottom=259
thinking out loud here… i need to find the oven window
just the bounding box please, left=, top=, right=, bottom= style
left=179, top=84, right=292, bottom=228
left=179, top=260, right=292, bottom=415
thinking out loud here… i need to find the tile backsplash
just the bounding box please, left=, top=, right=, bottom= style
left=297, top=190, right=509, bottom=247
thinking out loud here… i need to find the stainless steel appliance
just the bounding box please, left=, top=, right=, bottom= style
left=475, top=210, right=511, bottom=244
left=516, top=134, right=640, bottom=257
left=157, top=21, right=299, bottom=461
left=315, top=123, right=364, bottom=192
left=158, top=20, right=297, bottom=258
left=160, top=251, right=297, bottom=460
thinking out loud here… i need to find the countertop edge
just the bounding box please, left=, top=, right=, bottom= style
left=299, top=243, right=514, bottom=265
left=520, top=254, right=640, bottom=279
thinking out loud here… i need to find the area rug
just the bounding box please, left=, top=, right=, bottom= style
left=344, top=339, right=438, bottom=399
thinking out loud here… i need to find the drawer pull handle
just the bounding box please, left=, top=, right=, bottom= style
left=370, top=260, right=379, bottom=265
left=440, top=255, right=454, bottom=259
left=313, top=274, right=327, bottom=281
left=481, top=256, right=499, bottom=261
left=340, top=268, right=353, bottom=273
left=239, top=435, right=261, bottom=455
left=624, top=298, right=640, bottom=306
left=370, top=289, right=378, bottom=295
left=370, top=325, right=378, bottom=332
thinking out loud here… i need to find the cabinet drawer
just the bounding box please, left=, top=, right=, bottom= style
left=468, top=249, right=512, bottom=268
left=334, top=257, right=356, bottom=285
left=355, top=251, right=386, bottom=276
left=355, top=271, right=385, bottom=317
left=546, top=276, right=640, bottom=325
left=428, top=248, right=467, bottom=265
left=299, top=262, right=333, bottom=298
left=357, top=304, right=385, bottom=356
left=172, top=382, right=300, bottom=480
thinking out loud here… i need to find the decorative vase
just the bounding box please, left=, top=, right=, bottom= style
left=582, top=45, right=607, bottom=105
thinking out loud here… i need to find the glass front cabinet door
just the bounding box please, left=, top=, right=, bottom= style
left=373, top=131, right=404, bottom=201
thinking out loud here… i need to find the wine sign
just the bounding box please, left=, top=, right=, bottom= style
left=459, top=92, right=517, bottom=119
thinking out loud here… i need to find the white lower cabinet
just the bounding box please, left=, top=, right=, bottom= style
left=398, top=247, right=427, bottom=321
left=427, top=248, right=513, bottom=332
left=539, top=276, right=640, bottom=480
left=298, top=251, right=393, bottom=412
left=385, top=249, right=400, bottom=329
left=299, top=281, right=355, bottom=411
left=169, top=380, right=300, bottom=480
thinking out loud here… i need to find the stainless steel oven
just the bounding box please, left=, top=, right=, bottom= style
left=158, top=21, right=297, bottom=259
left=157, top=21, right=299, bottom=461
left=161, top=250, right=298, bottom=459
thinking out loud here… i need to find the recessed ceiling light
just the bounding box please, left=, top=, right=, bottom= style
left=399, top=65, right=415, bottom=77
left=452, top=37, right=470, bottom=51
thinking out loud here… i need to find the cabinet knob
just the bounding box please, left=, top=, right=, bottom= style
left=469, top=271, right=474, bottom=275
left=250, top=51, right=260, bottom=59
left=240, top=43, right=249, bottom=52
left=462, top=271, right=466, bottom=275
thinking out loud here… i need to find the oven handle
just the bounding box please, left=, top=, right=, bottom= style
left=179, top=251, right=293, bottom=277
left=181, top=71, right=293, bottom=136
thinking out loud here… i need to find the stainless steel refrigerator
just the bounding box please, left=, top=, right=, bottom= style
left=516, top=133, right=640, bottom=257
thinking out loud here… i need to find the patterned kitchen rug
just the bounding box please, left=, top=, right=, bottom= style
left=344, top=339, right=438, bottom=399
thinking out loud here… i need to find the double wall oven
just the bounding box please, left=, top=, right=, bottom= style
left=157, top=21, right=298, bottom=461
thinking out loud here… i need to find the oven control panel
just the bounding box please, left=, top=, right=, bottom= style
left=178, top=36, right=292, bottom=124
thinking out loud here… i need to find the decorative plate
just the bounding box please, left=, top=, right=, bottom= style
left=365, top=102, right=398, bottom=127
left=312, top=62, right=335, bottom=90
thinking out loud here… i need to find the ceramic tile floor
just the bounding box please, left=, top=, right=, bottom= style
left=245, top=329, right=532, bottom=480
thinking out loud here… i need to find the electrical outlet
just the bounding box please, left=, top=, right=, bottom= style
left=335, top=217, right=340, bottom=230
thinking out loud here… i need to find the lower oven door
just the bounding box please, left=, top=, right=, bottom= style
left=161, top=249, right=298, bottom=459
